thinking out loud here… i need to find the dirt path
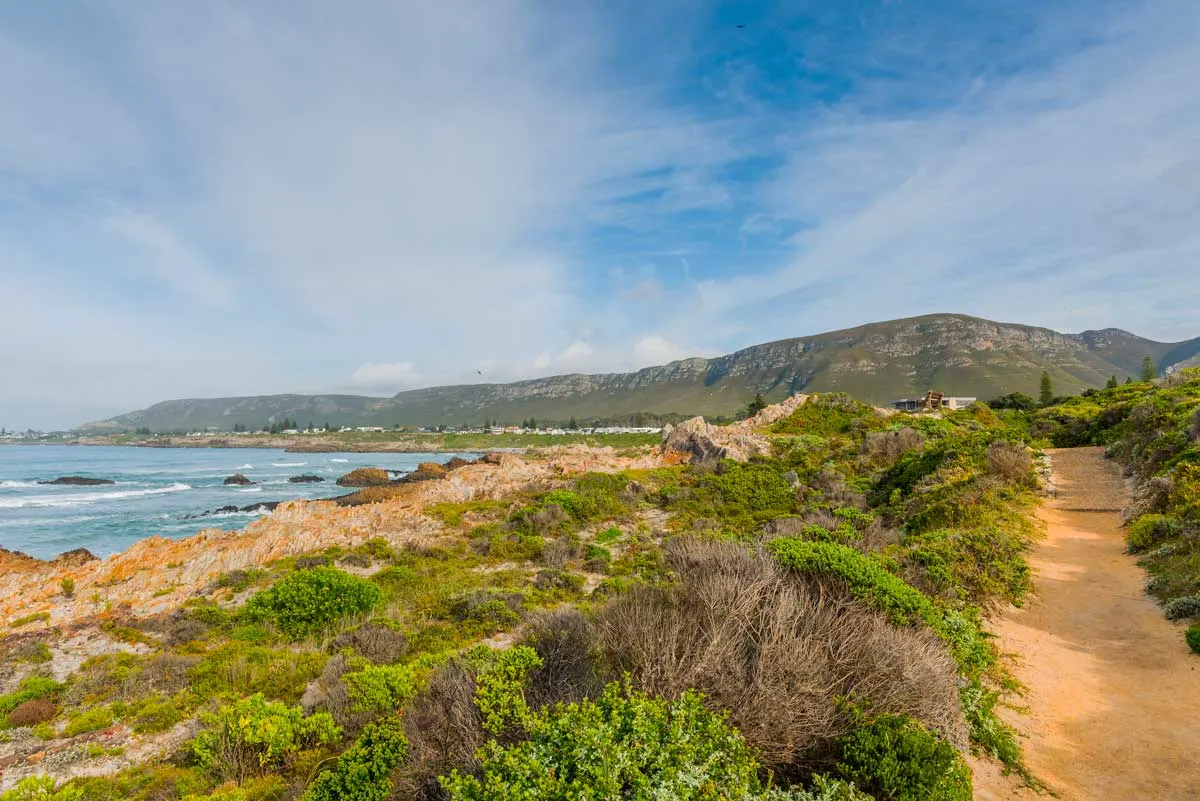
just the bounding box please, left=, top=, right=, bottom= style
left=972, top=447, right=1200, bottom=800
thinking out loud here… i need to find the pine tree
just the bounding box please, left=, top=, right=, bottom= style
left=1125, top=377, right=1133, bottom=385
left=1039, top=371, right=1054, bottom=406
left=746, top=393, right=768, bottom=417
left=1105, top=375, right=1119, bottom=389
left=568, top=417, right=578, bottom=430
left=1141, top=355, right=1156, bottom=382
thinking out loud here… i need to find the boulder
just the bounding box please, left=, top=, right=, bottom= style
left=336, top=467, right=391, bottom=487
left=661, top=417, right=771, bottom=464
left=38, top=476, right=114, bottom=486
left=223, top=473, right=254, bottom=485
left=288, top=474, right=325, bottom=483
left=444, top=456, right=473, bottom=471
left=480, top=452, right=504, bottom=465
left=396, top=462, right=449, bottom=484
left=52, top=548, right=98, bottom=566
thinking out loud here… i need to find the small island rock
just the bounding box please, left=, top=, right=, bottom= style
left=288, top=474, right=325, bottom=483
left=38, top=476, right=115, bottom=486
left=223, top=473, right=255, bottom=485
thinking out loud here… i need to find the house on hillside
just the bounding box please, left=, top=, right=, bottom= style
left=890, top=391, right=976, bottom=412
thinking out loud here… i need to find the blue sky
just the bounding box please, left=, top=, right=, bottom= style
left=2, top=0, right=1198, bottom=429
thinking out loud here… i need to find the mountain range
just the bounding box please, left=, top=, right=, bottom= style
left=84, top=314, right=1200, bottom=432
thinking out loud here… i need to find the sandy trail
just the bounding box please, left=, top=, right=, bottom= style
left=973, top=447, right=1200, bottom=800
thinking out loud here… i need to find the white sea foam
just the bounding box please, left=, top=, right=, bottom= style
left=0, top=514, right=101, bottom=528
left=329, top=458, right=349, bottom=463
left=237, top=464, right=254, bottom=470
left=272, top=462, right=306, bottom=467
left=0, top=483, right=192, bottom=509
left=234, top=487, right=263, bottom=493
left=0, top=480, right=39, bottom=488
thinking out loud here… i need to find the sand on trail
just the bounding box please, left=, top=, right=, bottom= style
left=972, top=447, right=1200, bottom=800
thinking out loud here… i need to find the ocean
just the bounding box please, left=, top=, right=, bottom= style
left=0, top=445, right=478, bottom=561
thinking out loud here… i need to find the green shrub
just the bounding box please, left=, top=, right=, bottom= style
left=343, top=663, right=417, bottom=714
left=443, top=651, right=769, bottom=801
left=60, top=577, right=76, bottom=598
left=0, top=677, right=64, bottom=723
left=768, top=539, right=991, bottom=673
left=1164, top=595, right=1200, bottom=620
left=244, top=567, right=381, bottom=639
left=583, top=544, right=611, bottom=572
left=132, top=696, right=184, bottom=734
left=835, top=714, right=972, bottom=801
left=189, top=645, right=326, bottom=703
left=1125, top=514, right=1184, bottom=554
left=302, top=717, right=408, bottom=801
left=0, top=776, right=82, bottom=801
left=1186, top=624, right=1200, bottom=655
left=64, top=706, right=114, bottom=737
left=192, top=694, right=340, bottom=782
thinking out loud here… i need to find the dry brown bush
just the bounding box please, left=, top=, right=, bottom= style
left=526, top=504, right=568, bottom=537
left=401, top=661, right=484, bottom=801
left=519, top=608, right=604, bottom=709
left=329, top=621, right=408, bottom=664
left=810, top=467, right=867, bottom=509
left=593, top=537, right=966, bottom=775
left=163, top=611, right=210, bottom=647
left=7, top=699, right=57, bottom=727
left=763, top=511, right=899, bottom=554
left=1190, top=406, right=1200, bottom=442
left=541, top=537, right=581, bottom=568
left=986, top=441, right=1033, bottom=483
left=1123, top=475, right=1175, bottom=522
left=862, top=427, right=926, bottom=465
left=301, top=654, right=354, bottom=728
left=65, top=652, right=198, bottom=705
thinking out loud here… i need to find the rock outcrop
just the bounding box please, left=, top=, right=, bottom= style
left=37, top=476, right=114, bottom=486
left=661, top=394, right=813, bottom=464
left=288, top=474, right=324, bottom=483
left=223, top=473, right=254, bottom=486
left=336, top=467, right=390, bottom=487
left=51, top=549, right=98, bottom=567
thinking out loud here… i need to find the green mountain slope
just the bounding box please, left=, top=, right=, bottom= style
left=85, top=314, right=1200, bottom=431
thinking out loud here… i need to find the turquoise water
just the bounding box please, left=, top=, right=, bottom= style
left=0, top=445, right=477, bottom=560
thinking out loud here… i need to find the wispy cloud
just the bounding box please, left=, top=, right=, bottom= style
left=1, top=0, right=1198, bottom=429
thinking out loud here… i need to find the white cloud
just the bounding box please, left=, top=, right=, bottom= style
left=672, top=2, right=1200, bottom=343
left=558, top=341, right=595, bottom=367
left=533, top=353, right=552, bottom=370
left=632, top=335, right=690, bottom=366
left=349, top=362, right=422, bottom=393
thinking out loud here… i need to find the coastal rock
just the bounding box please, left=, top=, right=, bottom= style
left=444, top=456, right=473, bottom=470
left=184, top=501, right=280, bottom=520
left=660, top=395, right=814, bottom=464
left=37, top=476, right=115, bottom=486
left=52, top=548, right=98, bottom=567
left=288, top=474, right=325, bottom=483
left=404, top=462, right=447, bottom=482
left=223, top=473, right=254, bottom=486
left=336, top=467, right=390, bottom=487
left=480, top=452, right=504, bottom=465
left=661, top=417, right=772, bottom=464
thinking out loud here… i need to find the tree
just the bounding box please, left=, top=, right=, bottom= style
left=1141, top=355, right=1157, bottom=381
left=745, top=393, right=768, bottom=418
left=987, top=392, right=1037, bottom=412
left=1105, top=375, right=1119, bottom=389
left=1125, top=376, right=1133, bottom=385
left=1038, top=371, right=1054, bottom=406
left=568, top=417, right=578, bottom=430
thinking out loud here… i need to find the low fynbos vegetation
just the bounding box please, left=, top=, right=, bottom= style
left=18, top=390, right=1063, bottom=800
left=243, top=567, right=381, bottom=639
